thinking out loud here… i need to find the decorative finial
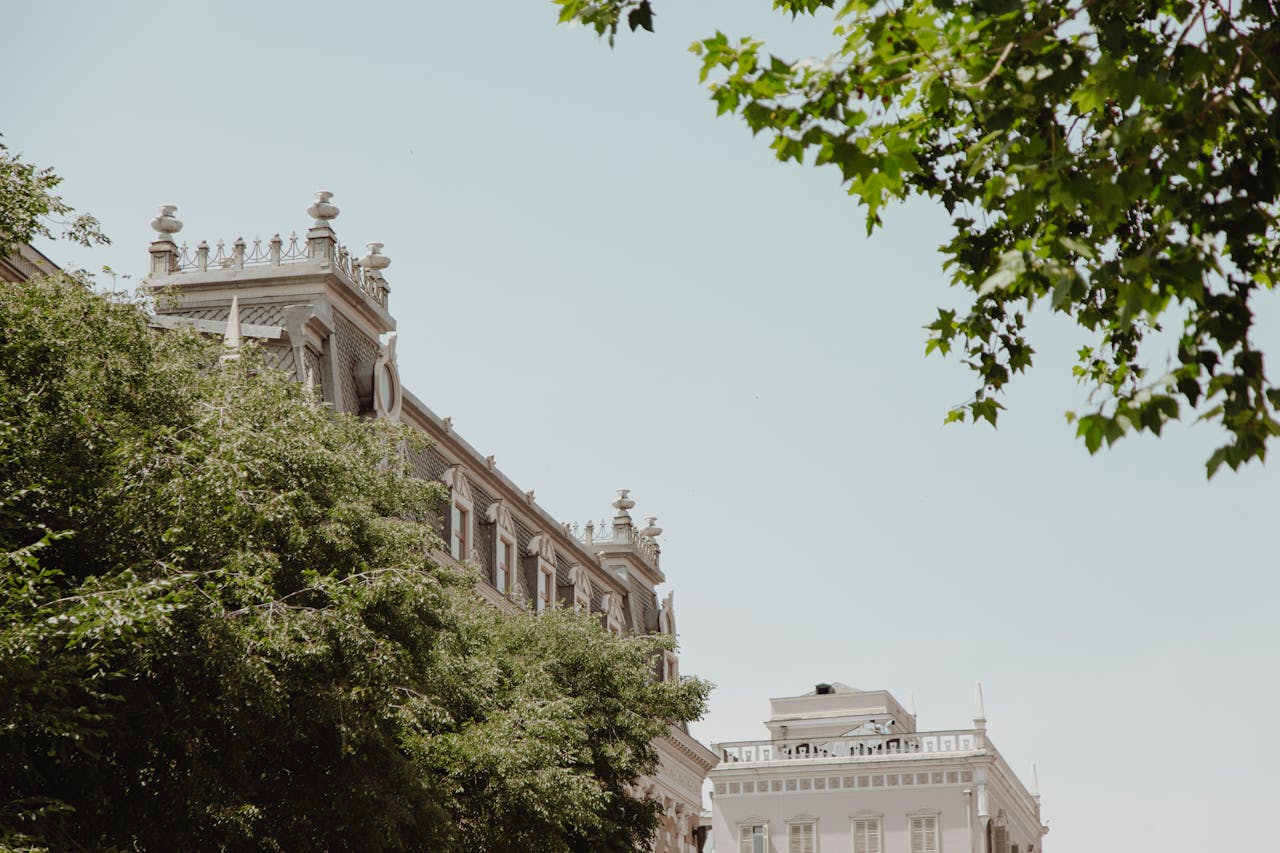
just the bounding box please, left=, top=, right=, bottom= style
left=641, top=516, right=662, bottom=537
left=973, top=681, right=987, bottom=728
left=306, top=191, right=339, bottom=226
left=910, top=691, right=918, bottom=718
left=525, top=490, right=535, bottom=503
left=612, top=489, right=635, bottom=513
left=442, top=416, right=452, bottom=433
left=221, top=294, right=242, bottom=363
left=1030, top=763, right=1040, bottom=799
left=361, top=242, right=390, bottom=274
left=485, top=454, right=495, bottom=470
left=150, top=204, right=183, bottom=240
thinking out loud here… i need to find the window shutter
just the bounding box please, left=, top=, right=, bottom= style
left=854, top=819, right=881, bottom=853
left=789, top=823, right=814, bottom=853
left=741, top=824, right=767, bottom=853
left=911, top=816, right=938, bottom=853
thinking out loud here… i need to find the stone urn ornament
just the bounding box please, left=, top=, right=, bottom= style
left=306, top=191, right=339, bottom=225
left=150, top=204, right=182, bottom=240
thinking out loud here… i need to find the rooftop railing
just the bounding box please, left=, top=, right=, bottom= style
left=715, top=729, right=984, bottom=764
left=171, top=234, right=388, bottom=308
left=573, top=519, right=660, bottom=566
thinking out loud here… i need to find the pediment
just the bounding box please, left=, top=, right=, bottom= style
left=441, top=465, right=473, bottom=503
left=526, top=531, right=557, bottom=563
left=485, top=499, right=515, bottom=534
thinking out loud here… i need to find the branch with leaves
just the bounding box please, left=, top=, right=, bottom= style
left=0, top=139, right=107, bottom=255
left=558, top=0, right=1280, bottom=475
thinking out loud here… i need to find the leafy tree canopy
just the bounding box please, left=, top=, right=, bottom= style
left=0, top=273, right=708, bottom=852
left=0, top=139, right=107, bottom=256
left=556, top=0, right=1280, bottom=475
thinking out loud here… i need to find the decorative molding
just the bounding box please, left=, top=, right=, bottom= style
left=442, top=465, right=474, bottom=503
left=659, top=589, right=676, bottom=636
left=527, top=531, right=556, bottom=562
left=485, top=499, right=516, bottom=534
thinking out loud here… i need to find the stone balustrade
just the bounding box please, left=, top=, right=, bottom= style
left=715, top=728, right=986, bottom=764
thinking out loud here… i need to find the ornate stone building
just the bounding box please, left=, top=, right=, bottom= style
left=141, top=194, right=717, bottom=853
left=710, top=683, right=1045, bottom=853
left=1, top=243, right=58, bottom=283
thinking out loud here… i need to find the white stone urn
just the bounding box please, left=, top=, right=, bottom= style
left=306, top=191, right=339, bottom=225
left=150, top=204, right=183, bottom=239
left=361, top=242, right=391, bottom=272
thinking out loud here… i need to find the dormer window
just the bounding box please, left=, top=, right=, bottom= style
left=496, top=537, right=513, bottom=594
left=537, top=564, right=555, bottom=611
left=662, top=650, right=679, bottom=682
left=486, top=500, right=518, bottom=595
left=568, top=565, right=591, bottom=611
left=527, top=532, right=558, bottom=613
left=602, top=591, right=625, bottom=635
left=451, top=502, right=470, bottom=560
left=442, top=466, right=475, bottom=563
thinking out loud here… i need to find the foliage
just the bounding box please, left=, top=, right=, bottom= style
left=0, top=276, right=708, bottom=852
left=555, top=0, right=654, bottom=44
left=0, top=140, right=107, bottom=255
left=557, top=0, right=1280, bottom=475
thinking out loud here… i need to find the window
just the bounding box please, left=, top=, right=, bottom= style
left=739, top=824, right=768, bottom=853
left=450, top=501, right=470, bottom=560
left=853, top=818, right=882, bottom=853
left=992, top=822, right=1009, bottom=853
left=662, top=650, right=679, bottom=682
left=485, top=499, right=517, bottom=595
left=496, top=536, right=513, bottom=593
left=788, top=820, right=815, bottom=853
left=528, top=531, right=558, bottom=612
left=568, top=565, right=591, bottom=610
left=910, top=815, right=938, bottom=853
left=602, top=591, right=625, bottom=635
left=443, top=466, right=474, bottom=562
left=537, top=563, right=555, bottom=612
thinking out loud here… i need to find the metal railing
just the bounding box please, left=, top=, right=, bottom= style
left=174, top=233, right=388, bottom=308
left=575, top=519, right=660, bottom=565
left=715, top=729, right=984, bottom=764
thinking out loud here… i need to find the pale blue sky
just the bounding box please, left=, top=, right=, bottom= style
left=6, top=3, right=1278, bottom=850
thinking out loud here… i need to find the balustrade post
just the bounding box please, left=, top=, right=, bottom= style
left=269, top=233, right=282, bottom=265
left=360, top=242, right=392, bottom=308
left=148, top=204, right=183, bottom=277
left=233, top=236, right=246, bottom=269
left=306, top=190, right=339, bottom=261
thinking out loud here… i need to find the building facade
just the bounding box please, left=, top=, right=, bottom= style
left=142, top=194, right=718, bottom=852
left=1, top=243, right=58, bottom=283
left=709, top=683, right=1044, bottom=853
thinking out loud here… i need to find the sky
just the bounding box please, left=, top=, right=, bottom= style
left=6, top=2, right=1279, bottom=850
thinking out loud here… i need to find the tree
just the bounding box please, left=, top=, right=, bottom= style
left=0, top=139, right=106, bottom=256
left=0, top=274, right=708, bottom=852
left=556, top=0, right=1280, bottom=475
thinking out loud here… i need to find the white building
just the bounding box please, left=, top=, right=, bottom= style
left=709, top=683, right=1044, bottom=853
